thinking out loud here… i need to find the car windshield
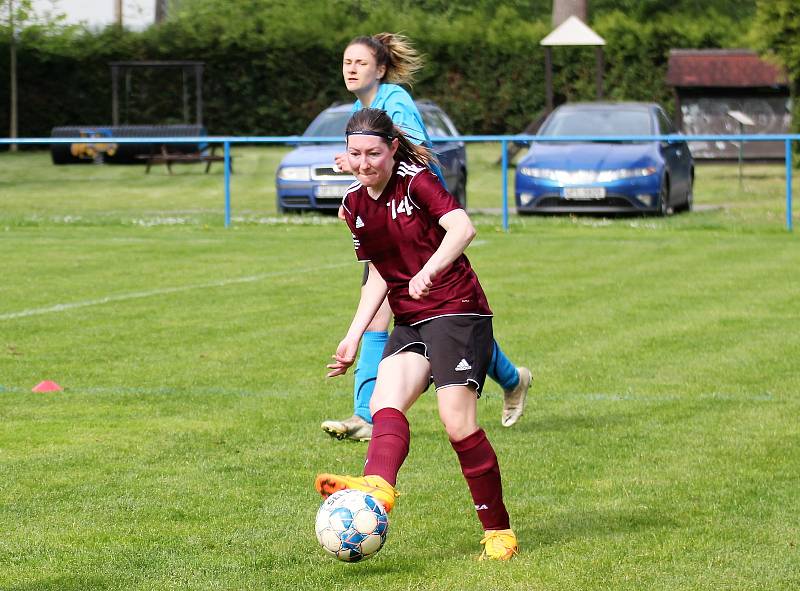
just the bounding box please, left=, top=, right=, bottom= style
left=303, top=110, right=351, bottom=137
left=539, top=108, right=652, bottom=137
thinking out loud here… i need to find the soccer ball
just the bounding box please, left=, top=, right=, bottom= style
left=315, top=489, right=389, bottom=562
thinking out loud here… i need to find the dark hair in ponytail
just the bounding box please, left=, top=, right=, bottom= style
left=346, top=108, right=436, bottom=168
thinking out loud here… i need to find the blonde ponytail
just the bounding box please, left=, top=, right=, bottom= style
left=346, top=32, right=424, bottom=86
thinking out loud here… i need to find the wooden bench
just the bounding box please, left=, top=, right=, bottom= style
left=136, top=144, right=233, bottom=174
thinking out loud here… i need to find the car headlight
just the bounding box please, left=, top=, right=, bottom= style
left=278, top=166, right=311, bottom=181
left=595, top=167, right=657, bottom=182
left=519, top=167, right=559, bottom=180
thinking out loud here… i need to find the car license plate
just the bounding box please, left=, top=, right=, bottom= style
left=316, top=185, right=345, bottom=198
left=563, top=187, right=605, bottom=200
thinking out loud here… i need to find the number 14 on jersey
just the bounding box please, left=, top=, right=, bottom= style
left=389, top=196, right=413, bottom=220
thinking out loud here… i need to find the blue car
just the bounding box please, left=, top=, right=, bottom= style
left=515, top=102, right=694, bottom=215
left=276, top=101, right=467, bottom=213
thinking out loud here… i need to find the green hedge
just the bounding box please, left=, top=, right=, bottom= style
left=753, top=0, right=800, bottom=142
left=0, top=7, right=750, bottom=138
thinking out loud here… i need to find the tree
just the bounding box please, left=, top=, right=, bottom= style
left=2, top=0, right=30, bottom=150
left=753, top=0, right=800, bottom=135
left=1, top=0, right=67, bottom=145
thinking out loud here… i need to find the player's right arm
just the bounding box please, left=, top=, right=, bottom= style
left=409, top=209, right=476, bottom=300
left=326, top=263, right=389, bottom=377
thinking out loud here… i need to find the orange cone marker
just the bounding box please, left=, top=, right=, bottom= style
left=32, top=380, right=62, bottom=393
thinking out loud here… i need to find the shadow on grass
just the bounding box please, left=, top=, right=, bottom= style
left=526, top=505, right=676, bottom=551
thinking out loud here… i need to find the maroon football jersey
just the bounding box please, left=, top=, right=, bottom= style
left=341, top=161, right=492, bottom=326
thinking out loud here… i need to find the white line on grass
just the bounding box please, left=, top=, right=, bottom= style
left=0, top=262, right=351, bottom=321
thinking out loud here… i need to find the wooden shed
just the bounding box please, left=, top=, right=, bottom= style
left=666, top=49, right=790, bottom=160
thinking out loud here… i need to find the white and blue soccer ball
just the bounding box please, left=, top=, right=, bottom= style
left=315, top=489, right=389, bottom=562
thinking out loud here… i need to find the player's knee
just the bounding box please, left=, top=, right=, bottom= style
left=440, top=416, right=479, bottom=442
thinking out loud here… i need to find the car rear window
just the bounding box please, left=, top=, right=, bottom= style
left=304, top=111, right=351, bottom=137
left=540, top=109, right=653, bottom=137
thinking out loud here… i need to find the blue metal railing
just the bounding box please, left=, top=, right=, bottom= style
left=1, top=134, right=796, bottom=231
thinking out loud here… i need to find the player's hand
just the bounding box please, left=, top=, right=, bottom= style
left=334, top=153, right=352, bottom=174
left=409, top=268, right=434, bottom=300
left=326, top=338, right=358, bottom=377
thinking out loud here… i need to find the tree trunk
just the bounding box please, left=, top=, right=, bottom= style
left=552, top=0, right=588, bottom=26
left=155, top=0, right=168, bottom=23
left=9, top=0, right=17, bottom=151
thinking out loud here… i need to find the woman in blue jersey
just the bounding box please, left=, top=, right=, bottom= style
left=321, top=33, right=531, bottom=442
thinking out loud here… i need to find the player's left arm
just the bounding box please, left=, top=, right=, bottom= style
left=408, top=208, right=475, bottom=300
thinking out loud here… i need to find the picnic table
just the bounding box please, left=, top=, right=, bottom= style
left=136, top=144, right=232, bottom=174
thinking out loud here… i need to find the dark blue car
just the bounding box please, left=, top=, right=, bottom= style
left=276, top=101, right=467, bottom=213
left=515, top=102, right=694, bottom=215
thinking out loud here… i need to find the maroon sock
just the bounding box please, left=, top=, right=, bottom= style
left=451, top=428, right=511, bottom=530
left=363, top=407, right=410, bottom=486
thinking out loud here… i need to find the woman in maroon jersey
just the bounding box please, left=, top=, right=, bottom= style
left=314, top=108, right=518, bottom=561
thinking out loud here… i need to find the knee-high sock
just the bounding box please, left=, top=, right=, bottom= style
left=353, top=331, right=388, bottom=422
left=363, top=408, right=410, bottom=486
left=451, top=428, right=510, bottom=531
left=488, top=339, right=519, bottom=392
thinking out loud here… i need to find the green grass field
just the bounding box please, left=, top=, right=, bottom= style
left=1, top=146, right=798, bottom=590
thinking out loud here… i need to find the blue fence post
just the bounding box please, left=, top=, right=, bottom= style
left=224, top=141, right=232, bottom=228
left=501, top=139, right=509, bottom=232
left=786, top=138, right=793, bottom=232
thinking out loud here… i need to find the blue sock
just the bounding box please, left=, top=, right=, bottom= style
left=353, top=331, right=388, bottom=423
left=488, top=340, right=519, bottom=391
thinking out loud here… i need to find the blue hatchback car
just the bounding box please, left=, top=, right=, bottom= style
left=276, top=101, right=467, bottom=213
left=515, top=102, right=694, bottom=215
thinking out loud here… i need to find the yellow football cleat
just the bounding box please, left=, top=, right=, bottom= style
left=479, top=528, right=519, bottom=561
left=314, top=473, right=399, bottom=513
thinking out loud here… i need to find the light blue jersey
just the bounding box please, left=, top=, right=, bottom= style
left=353, top=83, right=445, bottom=186
left=353, top=83, right=429, bottom=145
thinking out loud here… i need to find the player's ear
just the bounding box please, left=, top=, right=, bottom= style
left=390, top=137, right=399, bottom=156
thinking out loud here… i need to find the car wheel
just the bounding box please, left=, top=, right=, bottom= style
left=453, top=171, right=467, bottom=209
left=658, top=176, right=672, bottom=217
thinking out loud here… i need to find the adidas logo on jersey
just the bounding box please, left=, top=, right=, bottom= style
left=455, top=359, right=472, bottom=371
left=475, top=504, right=488, bottom=510
left=355, top=216, right=365, bottom=229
